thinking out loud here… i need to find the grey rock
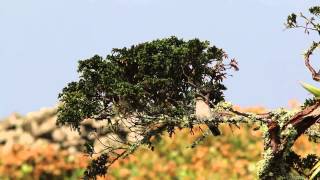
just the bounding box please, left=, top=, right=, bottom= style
left=52, top=129, right=66, bottom=142
left=17, top=132, right=34, bottom=145
left=36, top=117, right=57, bottom=137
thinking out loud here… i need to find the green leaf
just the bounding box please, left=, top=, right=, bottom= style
left=300, top=81, right=320, bottom=98
left=310, top=160, right=320, bottom=180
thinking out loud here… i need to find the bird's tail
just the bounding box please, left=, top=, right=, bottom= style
left=206, top=121, right=221, bottom=136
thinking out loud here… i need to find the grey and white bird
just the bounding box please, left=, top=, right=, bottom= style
left=195, top=95, right=220, bottom=136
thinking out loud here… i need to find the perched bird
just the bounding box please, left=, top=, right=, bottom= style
left=195, top=95, right=221, bottom=136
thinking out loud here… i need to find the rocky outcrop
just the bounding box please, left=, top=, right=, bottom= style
left=0, top=108, right=108, bottom=154
left=0, top=107, right=144, bottom=157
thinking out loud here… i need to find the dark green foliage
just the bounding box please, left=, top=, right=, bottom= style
left=286, top=13, right=297, bottom=28
left=310, top=6, right=320, bottom=16
left=83, top=153, right=109, bottom=180
left=302, top=154, right=320, bottom=169
left=302, top=98, right=318, bottom=109
left=57, top=36, right=233, bottom=130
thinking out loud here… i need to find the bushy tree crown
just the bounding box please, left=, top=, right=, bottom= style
left=58, top=37, right=236, bottom=130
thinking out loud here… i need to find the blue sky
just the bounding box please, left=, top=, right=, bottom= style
left=1, top=0, right=319, bottom=117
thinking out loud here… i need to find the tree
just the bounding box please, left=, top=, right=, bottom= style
left=57, top=7, right=320, bottom=180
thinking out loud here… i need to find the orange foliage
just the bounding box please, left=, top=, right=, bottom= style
left=0, top=144, right=88, bottom=179
left=288, top=99, right=301, bottom=109
left=233, top=105, right=267, bottom=114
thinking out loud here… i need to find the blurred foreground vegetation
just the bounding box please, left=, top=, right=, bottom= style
left=0, top=105, right=319, bottom=180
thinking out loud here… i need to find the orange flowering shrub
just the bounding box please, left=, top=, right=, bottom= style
left=0, top=144, right=88, bottom=180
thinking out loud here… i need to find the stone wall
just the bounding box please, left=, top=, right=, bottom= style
left=0, top=108, right=106, bottom=154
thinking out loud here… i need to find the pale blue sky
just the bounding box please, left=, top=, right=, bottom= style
left=1, top=0, right=319, bottom=117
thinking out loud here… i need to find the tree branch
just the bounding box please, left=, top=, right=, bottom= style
left=304, top=42, right=320, bottom=81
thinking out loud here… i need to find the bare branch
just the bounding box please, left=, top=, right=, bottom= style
left=304, top=42, right=320, bottom=81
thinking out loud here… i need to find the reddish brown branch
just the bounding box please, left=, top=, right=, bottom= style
left=304, top=42, right=320, bottom=81
left=268, top=102, right=320, bottom=154
left=305, top=54, right=320, bottom=81
left=267, top=121, right=281, bottom=152
left=284, top=101, right=320, bottom=132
